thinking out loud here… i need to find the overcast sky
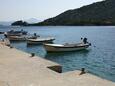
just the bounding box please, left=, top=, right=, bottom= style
left=0, top=0, right=103, bottom=21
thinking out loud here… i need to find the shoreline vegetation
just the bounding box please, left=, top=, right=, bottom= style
left=12, top=0, right=115, bottom=26
left=11, top=20, right=115, bottom=26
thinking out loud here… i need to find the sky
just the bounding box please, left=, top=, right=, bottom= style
left=0, top=0, right=103, bottom=21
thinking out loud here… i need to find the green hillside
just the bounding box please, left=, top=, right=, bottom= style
left=35, top=0, right=115, bottom=26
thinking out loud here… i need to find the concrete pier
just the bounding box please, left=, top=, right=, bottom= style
left=0, top=43, right=115, bottom=86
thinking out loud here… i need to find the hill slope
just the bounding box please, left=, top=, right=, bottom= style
left=35, top=0, right=115, bottom=26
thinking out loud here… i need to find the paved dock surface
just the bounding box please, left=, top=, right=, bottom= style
left=0, top=43, right=115, bottom=86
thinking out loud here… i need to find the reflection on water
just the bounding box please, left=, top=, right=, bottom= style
left=45, top=49, right=90, bottom=72
left=45, top=49, right=90, bottom=59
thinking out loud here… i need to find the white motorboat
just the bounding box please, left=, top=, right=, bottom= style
left=27, top=37, right=55, bottom=45
left=44, top=43, right=91, bottom=52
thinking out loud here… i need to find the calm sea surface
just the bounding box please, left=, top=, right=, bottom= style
left=0, top=26, right=115, bottom=82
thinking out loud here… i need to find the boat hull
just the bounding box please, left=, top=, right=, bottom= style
left=8, top=36, right=27, bottom=41
left=27, top=38, right=55, bottom=45
left=44, top=44, right=90, bottom=52
left=27, top=40, right=53, bottom=45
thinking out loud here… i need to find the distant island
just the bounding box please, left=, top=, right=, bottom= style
left=12, top=0, right=115, bottom=26
left=11, top=20, right=28, bottom=26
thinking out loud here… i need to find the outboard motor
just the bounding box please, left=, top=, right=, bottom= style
left=89, top=43, right=91, bottom=46
left=83, top=38, right=91, bottom=46
left=83, top=38, right=88, bottom=44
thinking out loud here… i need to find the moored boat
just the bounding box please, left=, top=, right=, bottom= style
left=0, top=32, right=4, bottom=34
left=44, top=43, right=91, bottom=52
left=27, top=37, right=55, bottom=45
left=6, top=29, right=28, bottom=36
left=4, top=29, right=28, bottom=41
left=7, top=35, right=27, bottom=41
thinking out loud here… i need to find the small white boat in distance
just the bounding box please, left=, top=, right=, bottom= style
left=44, top=43, right=91, bottom=52
left=27, top=37, right=55, bottom=45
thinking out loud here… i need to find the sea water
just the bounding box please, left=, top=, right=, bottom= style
left=0, top=26, right=115, bottom=82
